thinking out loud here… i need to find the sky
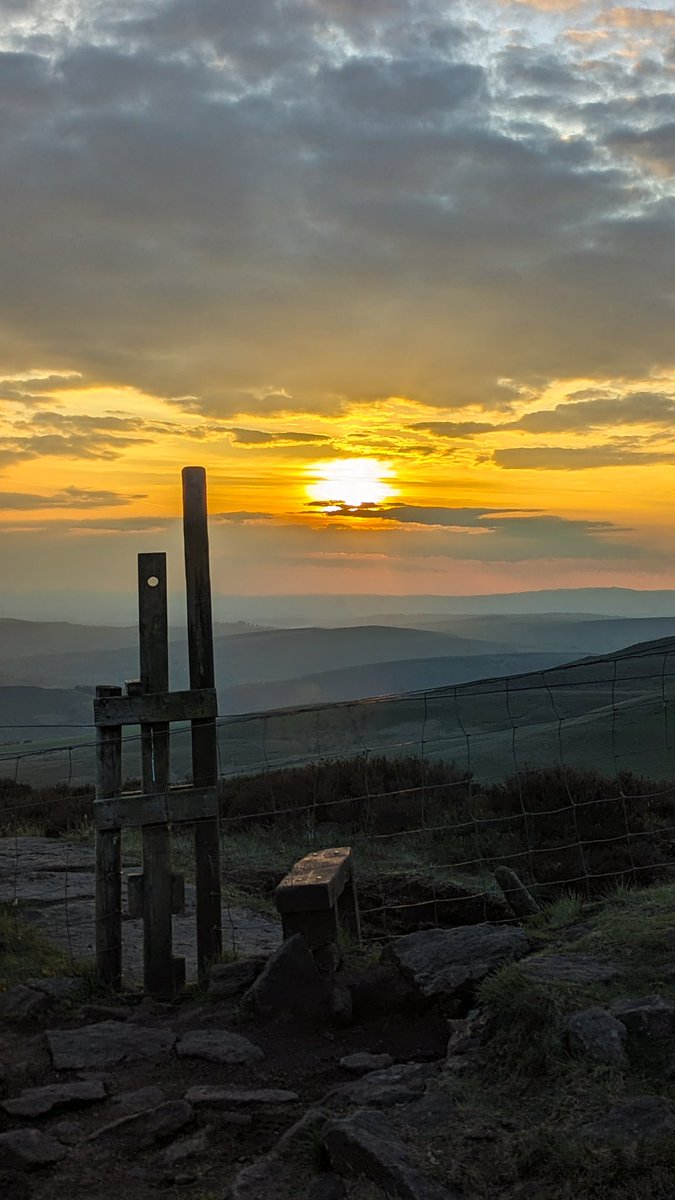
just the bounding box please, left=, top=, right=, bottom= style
left=1, top=0, right=675, bottom=615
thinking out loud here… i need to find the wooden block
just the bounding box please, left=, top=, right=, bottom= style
left=274, top=848, right=352, bottom=914
left=93, top=785, right=219, bottom=830
left=281, top=908, right=340, bottom=950
left=94, top=688, right=218, bottom=727
left=126, top=871, right=186, bottom=918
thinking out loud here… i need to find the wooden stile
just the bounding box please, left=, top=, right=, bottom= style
left=138, top=551, right=174, bottom=997
left=182, top=466, right=222, bottom=973
left=95, top=685, right=123, bottom=989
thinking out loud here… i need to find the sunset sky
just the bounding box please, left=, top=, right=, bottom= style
left=1, top=0, right=675, bottom=614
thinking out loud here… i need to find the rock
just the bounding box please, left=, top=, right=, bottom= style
left=242, top=933, right=330, bottom=1020
left=209, top=956, right=268, bottom=999
left=566, top=1007, right=628, bottom=1065
left=306, top=1173, right=347, bottom=1199
left=1, top=1080, right=107, bottom=1119
left=0, top=985, right=50, bottom=1023
left=25, top=976, right=81, bottom=1003
left=330, top=1062, right=439, bottom=1108
left=157, top=1126, right=211, bottom=1167
left=185, top=1085, right=299, bottom=1108
left=323, top=1108, right=454, bottom=1199
left=87, top=1100, right=194, bottom=1148
left=384, top=924, right=530, bottom=1001
left=48, top=1121, right=82, bottom=1146
left=493, top=867, right=540, bottom=917
left=349, top=964, right=424, bottom=1019
left=580, top=1096, right=675, bottom=1145
left=609, top=995, right=675, bottom=1038
left=228, top=1108, right=328, bottom=1200
left=520, top=954, right=623, bottom=985
left=0, top=1128, right=68, bottom=1169
left=328, top=984, right=353, bottom=1027
left=47, top=1021, right=176, bottom=1069
left=79, top=1004, right=130, bottom=1022
left=339, top=1052, right=394, bottom=1076
left=109, top=1086, right=166, bottom=1114
left=399, top=1090, right=456, bottom=1131
left=176, top=1030, right=265, bottom=1065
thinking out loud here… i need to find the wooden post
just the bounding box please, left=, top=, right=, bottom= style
left=95, top=685, right=123, bottom=989
left=138, top=551, right=174, bottom=997
left=182, top=466, right=222, bottom=972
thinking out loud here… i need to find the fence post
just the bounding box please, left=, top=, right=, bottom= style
left=95, top=684, right=123, bottom=988
left=182, top=466, right=222, bottom=973
left=138, top=551, right=175, bottom=997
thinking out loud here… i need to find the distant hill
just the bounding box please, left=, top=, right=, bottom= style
left=0, top=618, right=263, bottom=661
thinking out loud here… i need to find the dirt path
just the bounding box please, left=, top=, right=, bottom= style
left=0, top=837, right=281, bottom=982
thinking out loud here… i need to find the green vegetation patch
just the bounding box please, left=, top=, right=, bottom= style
left=0, top=902, right=72, bottom=990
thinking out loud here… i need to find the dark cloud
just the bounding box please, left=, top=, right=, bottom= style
left=227, top=427, right=330, bottom=445
left=493, top=444, right=675, bottom=470
left=213, top=511, right=274, bottom=523
left=0, top=486, right=146, bottom=509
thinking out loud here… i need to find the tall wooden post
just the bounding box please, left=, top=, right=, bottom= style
left=182, top=466, right=222, bottom=972
left=138, top=551, right=174, bottom=996
left=95, top=685, right=122, bottom=988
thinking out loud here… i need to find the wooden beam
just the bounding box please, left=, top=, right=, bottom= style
left=94, top=688, right=217, bottom=727
left=93, top=785, right=219, bottom=830
left=274, top=848, right=353, bottom=913
left=95, top=684, right=123, bottom=989
left=182, top=466, right=222, bottom=973
left=138, top=550, right=174, bottom=998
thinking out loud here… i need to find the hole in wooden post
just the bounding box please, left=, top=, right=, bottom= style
left=147, top=575, right=160, bottom=588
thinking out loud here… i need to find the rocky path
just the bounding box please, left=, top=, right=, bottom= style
left=0, top=837, right=281, bottom=981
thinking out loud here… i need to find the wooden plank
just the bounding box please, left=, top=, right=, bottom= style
left=94, top=785, right=219, bottom=830
left=274, top=848, right=352, bottom=913
left=95, top=685, right=123, bottom=990
left=138, top=551, right=174, bottom=998
left=182, top=466, right=222, bottom=973
left=126, top=871, right=186, bottom=919
left=94, top=688, right=217, bottom=727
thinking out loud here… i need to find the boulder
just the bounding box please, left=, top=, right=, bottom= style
left=229, top=1108, right=328, bottom=1200
left=242, top=934, right=330, bottom=1020
left=0, top=985, right=51, bottom=1023
left=609, top=995, right=675, bottom=1038
left=323, top=1108, right=455, bottom=1199
left=565, top=1007, right=627, bottom=1066
left=0, top=1128, right=68, bottom=1169
left=208, top=956, right=268, bottom=999
left=493, top=867, right=540, bottom=918
left=329, top=1062, right=439, bottom=1108
left=384, top=925, right=530, bottom=1001
left=1, top=1080, right=106, bottom=1119
left=176, top=1030, right=265, bottom=1065
left=47, top=1021, right=176, bottom=1069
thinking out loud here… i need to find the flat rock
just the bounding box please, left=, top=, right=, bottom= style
left=87, top=1100, right=194, bottom=1148
left=339, top=1052, right=394, bottom=1076
left=398, top=1090, right=456, bottom=1132
left=566, top=1007, right=627, bottom=1066
left=186, top=1085, right=299, bottom=1107
left=384, top=924, right=530, bottom=1000
left=242, top=933, right=330, bottom=1020
left=176, top=1030, right=264, bottom=1065
left=1, top=1080, right=106, bottom=1119
left=208, top=956, right=268, bottom=999
left=609, top=995, right=675, bottom=1038
left=520, top=954, right=623, bottom=985
left=157, top=1126, right=211, bottom=1167
left=331, top=1062, right=439, bottom=1108
left=0, top=1128, right=68, bottom=1169
left=25, top=976, right=81, bottom=1002
left=324, top=1108, right=455, bottom=1199
left=581, top=1096, right=675, bottom=1145
left=229, top=1109, right=328, bottom=1200
left=109, top=1086, right=165, bottom=1114
left=0, top=985, right=51, bottom=1023
left=47, top=1021, right=176, bottom=1069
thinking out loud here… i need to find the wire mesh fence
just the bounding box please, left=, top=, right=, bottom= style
left=2, top=641, right=675, bottom=979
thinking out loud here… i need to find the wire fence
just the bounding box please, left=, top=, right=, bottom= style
left=2, top=641, right=675, bottom=980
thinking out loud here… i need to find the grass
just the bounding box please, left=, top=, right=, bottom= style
left=0, top=902, right=75, bottom=990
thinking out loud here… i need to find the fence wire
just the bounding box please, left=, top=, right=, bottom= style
left=2, top=642, right=675, bottom=979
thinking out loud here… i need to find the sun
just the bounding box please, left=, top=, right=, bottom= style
left=306, top=458, right=397, bottom=510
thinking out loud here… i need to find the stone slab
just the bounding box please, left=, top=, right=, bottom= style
left=47, top=1022, right=176, bottom=1070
